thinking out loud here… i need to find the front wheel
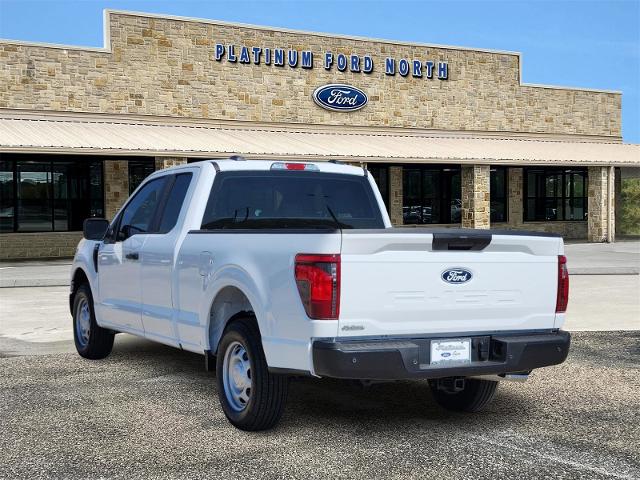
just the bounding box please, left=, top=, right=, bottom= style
left=73, top=284, right=114, bottom=360
left=429, top=377, right=498, bottom=412
left=216, top=316, right=288, bottom=431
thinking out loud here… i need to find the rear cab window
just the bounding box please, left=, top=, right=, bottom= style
left=201, top=171, right=384, bottom=230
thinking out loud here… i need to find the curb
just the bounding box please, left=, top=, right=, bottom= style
left=0, top=280, right=70, bottom=288
left=569, top=268, right=639, bottom=276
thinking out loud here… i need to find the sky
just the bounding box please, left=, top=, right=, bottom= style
left=0, top=0, right=638, bottom=142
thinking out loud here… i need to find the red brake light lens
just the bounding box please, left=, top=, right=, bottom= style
left=271, top=162, right=319, bottom=171
left=556, top=255, right=569, bottom=313
left=285, top=163, right=306, bottom=170
left=294, top=254, right=340, bottom=320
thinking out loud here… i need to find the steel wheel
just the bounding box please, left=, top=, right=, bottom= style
left=222, top=341, right=252, bottom=412
left=75, top=296, right=91, bottom=348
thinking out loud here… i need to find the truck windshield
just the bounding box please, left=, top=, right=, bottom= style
left=201, top=171, right=385, bottom=230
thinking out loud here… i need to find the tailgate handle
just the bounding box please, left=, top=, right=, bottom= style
left=432, top=233, right=491, bottom=251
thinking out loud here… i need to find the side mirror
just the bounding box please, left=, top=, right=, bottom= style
left=83, top=218, right=109, bottom=241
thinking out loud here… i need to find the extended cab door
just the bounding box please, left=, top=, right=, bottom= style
left=97, top=176, right=167, bottom=334
left=139, top=172, right=194, bottom=345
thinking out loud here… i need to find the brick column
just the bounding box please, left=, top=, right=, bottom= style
left=155, top=156, right=188, bottom=170
left=507, top=167, right=524, bottom=227
left=461, top=165, right=490, bottom=229
left=588, top=166, right=615, bottom=242
left=104, top=160, right=129, bottom=221
left=388, top=166, right=403, bottom=226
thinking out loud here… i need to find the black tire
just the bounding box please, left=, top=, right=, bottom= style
left=429, top=378, right=498, bottom=412
left=72, top=283, right=114, bottom=360
left=216, top=316, right=288, bottom=431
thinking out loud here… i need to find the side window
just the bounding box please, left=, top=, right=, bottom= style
left=158, top=173, right=193, bottom=234
left=117, top=177, right=166, bottom=241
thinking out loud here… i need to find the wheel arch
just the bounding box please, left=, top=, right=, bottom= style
left=207, top=285, right=261, bottom=355
left=69, top=267, right=91, bottom=314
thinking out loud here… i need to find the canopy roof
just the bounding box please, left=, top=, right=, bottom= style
left=1, top=111, right=638, bottom=167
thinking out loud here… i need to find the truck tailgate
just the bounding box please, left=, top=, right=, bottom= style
left=338, top=229, right=563, bottom=337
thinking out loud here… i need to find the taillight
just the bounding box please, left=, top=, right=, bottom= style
left=556, top=255, right=569, bottom=313
left=294, top=254, right=340, bottom=319
left=271, top=162, right=319, bottom=171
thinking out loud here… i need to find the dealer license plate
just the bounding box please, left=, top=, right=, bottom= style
left=430, top=338, right=472, bottom=366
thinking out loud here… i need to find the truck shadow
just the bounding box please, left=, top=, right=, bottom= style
left=109, top=334, right=536, bottom=432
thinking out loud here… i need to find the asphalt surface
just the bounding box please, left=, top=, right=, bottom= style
left=1, top=332, right=638, bottom=480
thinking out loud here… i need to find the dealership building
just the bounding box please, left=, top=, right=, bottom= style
left=0, top=10, right=639, bottom=259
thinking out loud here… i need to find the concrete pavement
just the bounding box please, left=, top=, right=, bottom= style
left=0, top=259, right=71, bottom=287
left=564, top=241, right=640, bottom=275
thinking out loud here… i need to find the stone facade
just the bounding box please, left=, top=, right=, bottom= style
left=388, top=166, right=403, bottom=225
left=587, top=166, right=615, bottom=242
left=0, top=232, right=82, bottom=260
left=155, top=156, right=188, bottom=170
left=0, top=11, right=627, bottom=259
left=0, top=11, right=621, bottom=138
left=104, top=160, right=130, bottom=220
left=461, top=165, right=490, bottom=229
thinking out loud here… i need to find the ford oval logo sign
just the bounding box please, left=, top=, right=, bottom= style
left=442, top=268, right=473, bottom=284
left=312, top=84, right=368, bottom=112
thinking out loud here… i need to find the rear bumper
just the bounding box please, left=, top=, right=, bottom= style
left=312, top=330, right=570, bottom=380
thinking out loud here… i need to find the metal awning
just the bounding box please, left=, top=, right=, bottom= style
left=1, top=112, right=638, bottom=166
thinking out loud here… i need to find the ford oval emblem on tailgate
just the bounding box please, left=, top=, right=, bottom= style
left=312, top=84, right=368, bottom=112
left=442, top=268, right=473, bottom=284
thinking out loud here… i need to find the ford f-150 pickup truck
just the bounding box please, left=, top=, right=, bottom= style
left=71, top=158, right=570, bottom=431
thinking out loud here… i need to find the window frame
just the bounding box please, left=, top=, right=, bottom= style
left=156, top=172, right=193, bottom=234
left=401, top=165, right=461, bottom=225
left=523, top=167, right=588, bottom=222
left=105, top=172, right=194, bottom=242
left=0, top=157, right=105, bottom=233
left=490, top=166, right=508, bottom=223
left=200, top=170, right=385, bottom=230
left=110, top=176, right=169, bottom=242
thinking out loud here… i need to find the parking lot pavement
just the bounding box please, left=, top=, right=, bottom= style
left=0, top=331, right=638, bottom=480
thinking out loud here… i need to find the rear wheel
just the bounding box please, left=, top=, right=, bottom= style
left=216, top=316, right=288, bottom=431
left=73, top=284, right=114, bottom=359
left=429, top=377, right=498, bottom=412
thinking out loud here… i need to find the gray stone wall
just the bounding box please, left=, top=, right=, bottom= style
left=0, top=12, right=621, bottom=137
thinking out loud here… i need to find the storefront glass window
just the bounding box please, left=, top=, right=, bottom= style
left=490, top=167, right=508, bottom=222
left=128, top=160, right=155, bottom=194
left=524, top=168, right=588, bottom=221
left=368, top=165, right=389, bottom=209
left=17, top=162, right=52, bottom=232
left=0, top=155, right=106, bottom=232
left=0, top=161, right=14, bottom=232
left=402, top=166, right=461, bottom=224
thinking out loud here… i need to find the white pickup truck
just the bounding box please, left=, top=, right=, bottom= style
left=71, top=159, right=570, bottom=430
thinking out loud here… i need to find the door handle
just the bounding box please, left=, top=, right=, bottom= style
left=125, top=252, right=139, bottom=261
